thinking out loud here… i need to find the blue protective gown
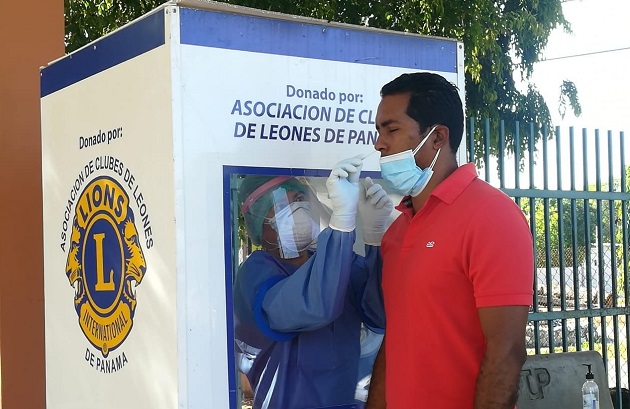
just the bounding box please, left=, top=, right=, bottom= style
left=233, top=228, right=385, bottom=409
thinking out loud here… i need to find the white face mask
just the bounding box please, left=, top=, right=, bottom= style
left=267, top=201, right=319, bottom=259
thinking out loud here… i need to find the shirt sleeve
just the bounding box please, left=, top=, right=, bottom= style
left=463, top=194, right=534, bottom=308
left=260, top=228, right=357, bottom=333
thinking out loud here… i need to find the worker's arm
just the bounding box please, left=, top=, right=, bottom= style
left=366, top=336, right=386, bottom=409
left=347, top=244, right=385, bottom=330
left=260, top=228, right=355, bottom=333
left=474, top=305, right=528, bottom=409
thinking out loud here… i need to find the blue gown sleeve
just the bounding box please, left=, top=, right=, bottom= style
left=234, top=251, right=297, bottom=343
left=259, top=228, right=356, bottom=333
left=348, top=244, right=386, bottom=330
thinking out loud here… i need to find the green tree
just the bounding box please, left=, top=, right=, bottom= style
left=65, top=0, right=580, bottom=154
left=65, top=0, right=158, bottom=52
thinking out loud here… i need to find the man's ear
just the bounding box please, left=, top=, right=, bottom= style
left=432, top=125, right=450, bottom=150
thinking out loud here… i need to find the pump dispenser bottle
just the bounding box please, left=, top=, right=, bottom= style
left=582, top=363, right=599, bottom=409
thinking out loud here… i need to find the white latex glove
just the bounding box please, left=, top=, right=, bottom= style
left=326, top=155, right=363, bottom=232
left=358, top=177, right=393, bottom=245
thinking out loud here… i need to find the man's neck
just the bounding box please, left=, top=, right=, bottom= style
left=411, top=159, right=459, bottom=214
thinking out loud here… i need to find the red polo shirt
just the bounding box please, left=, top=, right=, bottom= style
left=381, top=163, right=533, bottom=409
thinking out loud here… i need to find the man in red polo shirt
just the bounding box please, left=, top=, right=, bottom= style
left=365, top=72, right=533, bottom=409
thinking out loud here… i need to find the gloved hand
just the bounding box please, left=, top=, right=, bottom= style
left=358, top=177, right=393, bottom=245
left=326, top=155, right=363, bottom=232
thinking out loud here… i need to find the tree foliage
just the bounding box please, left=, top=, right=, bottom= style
left=65, top=0, right=158, bottom=51
left=65, top=0, right=581, bottom=152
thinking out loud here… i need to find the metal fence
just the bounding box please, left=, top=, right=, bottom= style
left=468, top=118, right=630, bottom=407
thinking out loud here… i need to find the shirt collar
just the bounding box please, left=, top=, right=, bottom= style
left=395, top=162, right=478, bottom=211
left=431, top=162, right=478, bottom=204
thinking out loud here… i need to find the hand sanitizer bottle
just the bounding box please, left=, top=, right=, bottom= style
left=582, top=363, right=599, bottom=409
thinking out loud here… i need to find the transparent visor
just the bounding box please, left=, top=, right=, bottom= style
left=263, top=186, right=321, bottom=259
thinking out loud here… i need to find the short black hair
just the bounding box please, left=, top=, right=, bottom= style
left=380, top=72, right=464, bottom=152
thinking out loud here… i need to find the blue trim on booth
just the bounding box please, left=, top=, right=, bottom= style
left=223, top=169, right=238, bottom=409
left=180, top=8, right=458, bottom=72
left=40, top=10, right=165, bottom=97
left=41, top=6, right=458, bottom=97
left=223, top=166, right=380, bottom=179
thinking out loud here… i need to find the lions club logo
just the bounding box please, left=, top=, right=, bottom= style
left=65, top=176, right=146, bottom=357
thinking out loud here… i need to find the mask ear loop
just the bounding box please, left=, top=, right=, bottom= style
left=429, top=148, right=441, bottom=170
left=412, top=125, right=439, bottom=156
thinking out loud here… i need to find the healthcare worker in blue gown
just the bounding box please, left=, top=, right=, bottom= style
left=233, top=156, right=391, bottom=409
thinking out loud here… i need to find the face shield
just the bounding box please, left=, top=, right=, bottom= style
left=239, top=176, right=321, bottom=259
left=264, top=186, right=320, bottom=258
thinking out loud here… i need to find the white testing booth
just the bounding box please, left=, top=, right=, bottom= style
left=40, top=1, right=464, bottom=408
